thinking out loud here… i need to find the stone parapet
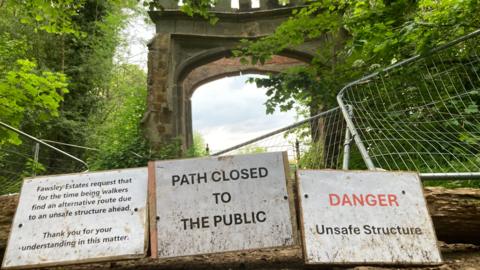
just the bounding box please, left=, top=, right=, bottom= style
left=156, top=0, right=305, bottom=13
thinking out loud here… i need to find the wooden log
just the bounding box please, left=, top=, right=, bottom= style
left=0, top=194, right=18, bottom=264
left=424, top=187, right=480, bottom=245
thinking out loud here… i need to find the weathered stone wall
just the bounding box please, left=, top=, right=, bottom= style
left=159, top=0, right=307, bottom=12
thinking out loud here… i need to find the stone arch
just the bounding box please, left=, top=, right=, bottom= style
left=175, top=46, right=313, bottom=85
left=179, top=52, right=308, bottom=147
left=144, top=0, right=325, bottom=151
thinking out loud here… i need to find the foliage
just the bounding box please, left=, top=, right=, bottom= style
left=178, top=0, right=218, bottom=24
left=235, top=0, right=480, bottom=113
left=187, top=132, right=209, bottom=157
left=233, top=0, right=480, bottom=178
left=142, top=0, right=218, bottom=24
left=297, top=141, right=324, bottom=169
left=0, top=0, right=210, bottom=177
left=86, top=64, right=149, bottom=170
left=86, top=64, right=186, bottom=170
left=0, top=33, right=28, bottom=73
left=0, top=0, right=141, bottom=177
left=248, top=66, right=337, bottom=115
left=21, top=158, right=47, bottom=178
left=1, top=0, right=477, bottom=182
left=237, top=145, right=267, bottom=155
left=15, top=0, right=88, bottom=37
left=0, top=59, right=68, bottom=145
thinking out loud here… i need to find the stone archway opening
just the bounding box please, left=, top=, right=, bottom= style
left=181, top=55, right=306, bottom=150
left=190, top=73, right=298, bottom=153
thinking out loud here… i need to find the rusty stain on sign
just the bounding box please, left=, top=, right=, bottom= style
left=2, top=168, right=149, bottom=269
left=150, top=152, right=296, bottom=258
left=297, top=170, right=442, bottom=265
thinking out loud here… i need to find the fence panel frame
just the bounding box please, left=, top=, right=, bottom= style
left=336, top=29, right=480, bottom=181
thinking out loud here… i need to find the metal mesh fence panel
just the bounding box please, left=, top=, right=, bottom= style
left=212, top=107, right=349, bottom=170
left=338, top=30, right=480, bottom=175
left=0, top=123, right=88, bottom=195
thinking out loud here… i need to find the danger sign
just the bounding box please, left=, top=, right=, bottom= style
left=298, top=170, right=442, bottom=265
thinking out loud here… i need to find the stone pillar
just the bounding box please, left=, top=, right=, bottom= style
left=160, top=0, right=180, bottom=9
left=261, top=0, right=281, bottom=9
left=174, top=82, right=188, bottom=151
left=211, top=0, right=231, bottom=12
left=185, top=99, right=193, bottom=148
left=239, top=0, right=253, bottom=10
left=142, top=34, right=176, bottom=150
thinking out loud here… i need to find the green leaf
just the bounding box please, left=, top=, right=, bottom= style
left=465, top=104, right=479, bottom=114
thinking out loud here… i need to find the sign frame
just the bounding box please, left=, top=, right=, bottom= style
left=1, top=168, right=149, bottom=270
left=296, top=169, right=443, bottom=266
left=148, top=152, right=299, bottom=259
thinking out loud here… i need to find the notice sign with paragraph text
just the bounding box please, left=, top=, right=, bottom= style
left=298, top=170, right=442, bottom=265
left=2, top=168, right=148, bottom=269
left=150, top=152, right=295, bottom=258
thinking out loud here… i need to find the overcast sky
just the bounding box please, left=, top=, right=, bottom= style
left=121, top=14, right=298, bottom=153
left=192, top=76, right=297, bottom=152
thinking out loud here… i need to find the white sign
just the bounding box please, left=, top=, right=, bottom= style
left=151, top=152, right=295, bottom=258
left=298, top=170, right=442, bottom=265
left=2, top=168, right=148, bottom=269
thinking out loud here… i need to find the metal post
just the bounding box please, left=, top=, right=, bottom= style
left=342, top=128, right=351, bottom=170
left=336, top=94, right=376, bottom=170
left=33, top=143, right=40, bottom=176
left=295, top=139, right=300, bottom=163
left=0, top=121, right=88, bottom=171
left=342, top=105, right=353, bottom=170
